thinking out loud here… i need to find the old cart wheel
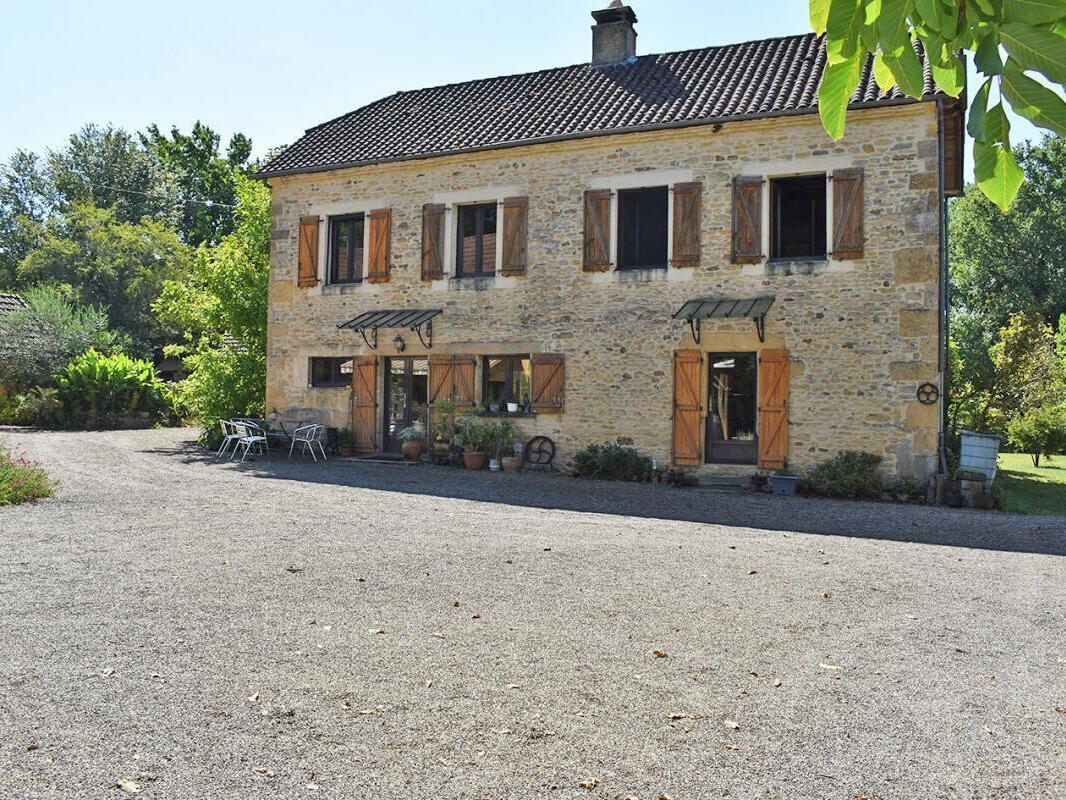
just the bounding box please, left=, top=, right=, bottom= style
left=523, top=436, right=556, bottom=466
left=916, top=382, right=939, bottom=405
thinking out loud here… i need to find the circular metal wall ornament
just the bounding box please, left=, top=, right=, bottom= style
left=917, top=382, right=939, bottom=405
left=523, top=436, right=556, bottom=467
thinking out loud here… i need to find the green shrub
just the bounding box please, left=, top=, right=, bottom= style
left=572, top=442, right=651, bottom=481
left=0, top=442, right=55, bottom=505
left=1007, top=404, right=1066, bottom=467
left=55, top=349, right=172, bottom=427
left=15, top=387, right=65, bottom=428
left=803, top=450, right=884, bottom=499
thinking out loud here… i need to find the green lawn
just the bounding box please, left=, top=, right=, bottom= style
left=995, top=453, right=1066, bottom=515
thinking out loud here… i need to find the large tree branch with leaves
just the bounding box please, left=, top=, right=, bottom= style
left=812, top=0, right=1066, bottom=210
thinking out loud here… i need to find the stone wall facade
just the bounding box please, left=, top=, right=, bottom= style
left=265, top=101, right=944, bottom=479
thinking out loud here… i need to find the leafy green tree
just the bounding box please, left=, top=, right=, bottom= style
left=154, top=172, right=269, bottom=425
left=1006, top=404, right=1066, bottom=466
left=142, top=123, right=253, bottom=247
left=811, top=0, right=1066, bottom=210
left=0, top=150, right=50, bottom=289
left=948, top=310, right=998, bottom=434
left=0, top=285, right=110, bottom=393
left=18, top=204, right=191, bottom=351
left=990, top=310, right=1064, bottom=420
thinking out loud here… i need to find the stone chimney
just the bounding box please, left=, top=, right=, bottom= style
left=591, top=1, right=638, bottom=67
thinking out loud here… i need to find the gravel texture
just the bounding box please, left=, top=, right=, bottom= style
left=1, top=427, right=1064, bottom=800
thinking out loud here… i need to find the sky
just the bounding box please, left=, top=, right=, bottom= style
left=0, top=0, right=1045, bottom=179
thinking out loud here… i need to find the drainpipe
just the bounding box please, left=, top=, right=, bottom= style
left=936, top=98, right=950, bottom=476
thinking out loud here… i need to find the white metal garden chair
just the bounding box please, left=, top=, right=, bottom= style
left=289, top=423, right=328, bottom=462
left=231, top=421, right=269, bottom=463
left=216, top=419, right=243, bottom=459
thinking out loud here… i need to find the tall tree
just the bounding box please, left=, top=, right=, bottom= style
left=0, top=150, right=51, bottom=289
left=142, top=122, right=253, bottom=247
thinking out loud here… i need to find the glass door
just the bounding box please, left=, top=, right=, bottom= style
left=706, top=353, right=758, bottom=464
left=383, top=358, right=429, bottom=453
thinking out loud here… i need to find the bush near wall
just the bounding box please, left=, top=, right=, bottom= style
left=54, top=349, right=175, bottom=429
left=572, top=442, right=652, bottom=482
left=802, top=450, right=884, bottom=499
left=0, top=443, right=55, bottom=505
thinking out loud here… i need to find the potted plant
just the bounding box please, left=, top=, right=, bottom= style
left=494, top=421, right=522, bottom=472
left=506, top=401, right=520, bottom=414
left=454, top=413, right=489, bottom=470
left=769, top=466, right=798, bottom=495
left=337, top=427, right=354, bottom=457
left=398, top=426, right=424, bottom=462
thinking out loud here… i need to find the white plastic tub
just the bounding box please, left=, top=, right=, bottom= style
left=958, top=430, right=1001, bottom=483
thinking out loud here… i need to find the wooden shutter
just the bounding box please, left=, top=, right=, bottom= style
left=943, top=100, right=964, bottom=197
left=832, top=168, right=864, bottom=260
left=671, top=182, right=701, bottom=268
left=500, top=196, right=528, bottom=276
left=530, top=354, right=564, bottom=413
left=672, top=350, right=702, bottom=466
left=366, top=208, right=391, bottom=283
left=583, top=189, right=611, bottom=272
left=452, top=355, right=477, bottom=411
left=421, top=204, right=445, bottom=281
left=427, top=355, right=455, bottom=439
left=757, top=349, right=789, bottom=470
left=731, top=176, right=763, bottom=264
left=351, top=356, right=378, bottom=454
left=298, top=216, right=320, bottom=287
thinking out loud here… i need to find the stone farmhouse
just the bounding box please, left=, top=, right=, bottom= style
left=256, top=3, right=963, bottom=479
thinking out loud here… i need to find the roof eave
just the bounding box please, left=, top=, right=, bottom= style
left=252, top=95, right=930, bottom=181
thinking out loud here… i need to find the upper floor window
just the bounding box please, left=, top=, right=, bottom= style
left=329, top=214, right=364, bottom=284
left=456, top=203, right=497, bottom=277
left=770, top=175, right=826, bottom=260
left=310, top=357, right=353, bottom=387
left=617, top=186, right=668, bottom=270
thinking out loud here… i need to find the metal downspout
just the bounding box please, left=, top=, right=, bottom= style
left=936, top=98, right=950, bottom=476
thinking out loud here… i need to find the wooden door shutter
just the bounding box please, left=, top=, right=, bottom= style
left=366, top=208, right=391, bottom=283
left=427, top=355, right=455, bottom=439
left=731, top=176, right=763, bottom=264
left=672, top=350, right=702, bottom=466
left=832, top=168, right=864, bottom=260
left=530, top=354, right=564, bottom=413
left=757, top=349, right=789, bottom=470
left=671, top=182, right=701, bottom=268
left=421, top=203, right=446, bottom=281
left=351, top=356, right=378, bottom=454
left=500, top=196, right=528, bottom=276
left=583, top=189, right=611, bottom=272
left=298, top=216, right=320, bottom=287
left=452, top=356, right=477, bottom=411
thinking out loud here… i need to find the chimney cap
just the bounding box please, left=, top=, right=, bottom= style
left=591, top=2, right=637, bottom=25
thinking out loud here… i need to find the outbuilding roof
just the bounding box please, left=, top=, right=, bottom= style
left=258, top=33, right=935, bottom=178
left=0, top=293, right=27, bottom=317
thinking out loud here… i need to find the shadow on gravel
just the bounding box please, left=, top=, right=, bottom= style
left=148, top=440, right=1066, bottom=557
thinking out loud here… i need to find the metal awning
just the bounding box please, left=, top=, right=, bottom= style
left=672, top=296, right=775, bottom=343
left=337, top=308, right=441, bottom=349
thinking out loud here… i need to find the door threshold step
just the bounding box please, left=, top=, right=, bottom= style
left=344, top=455, right=418, bottom=464
left=696, top=474, right=752, bottom=488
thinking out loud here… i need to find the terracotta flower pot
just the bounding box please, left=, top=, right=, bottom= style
left=402, top=440, right=423, bottom=462
left=501, top=456, right=522, bottom=473
left=462, top=451, right=486, bottom=470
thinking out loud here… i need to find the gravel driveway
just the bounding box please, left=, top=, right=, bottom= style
left=1, top=428, right=1063, bottom=799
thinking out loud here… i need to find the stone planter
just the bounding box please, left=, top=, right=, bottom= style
left=770, top=474, right=798, bottom=495
left=462, top=451, right=486, bottom=470
left=401, top=440, right=423, bottom=462
left=501, top=455, right=522, bottom=473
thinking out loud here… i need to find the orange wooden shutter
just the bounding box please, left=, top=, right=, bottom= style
left=731, top=176, right=763, bottom=264
left=672, top=350, right=702, bottom=466
left=452, top=355, right=477, bottom=411
left=942, top=101, right=964, bottom=197
left=421, top=203, right=446, bottom=280
left=530, top=354, right=564, bottom=413
left=757, top=349, right=789, bottom=469
left=366, top=208, right=391, bottom=283
left=671, top=182, right=701, bottom=268
left=500, top=196, right=528, bottom=276
left=298, top=216, right=320, bottom=287
left=351, top=356, right=378, bottom=454
left=832, top=168, right=864, bottom=260
left=427, top=355, right=455, bottom=439
left=583, top=189, right=611, bottom=272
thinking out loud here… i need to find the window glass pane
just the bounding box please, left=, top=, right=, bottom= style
left=512, top=358, right=531, bottom=405
left=481, top=205, right=497, bottom=274
left=311, top=357, right=352, bottom=387
left=350, top=216, right=364, bottom=281
left=457, top=204, right=496, bottom=276
left=331, top=216, right=364, bottom=283
left=484, top=357, right=507, bottom=407
left=617, top=187, right=668, bottom=269
left=457, top=206, right=478, bottom=275
left=771, top=175, right=826, bottom=258
left=710, top=354, right=757, bottom=441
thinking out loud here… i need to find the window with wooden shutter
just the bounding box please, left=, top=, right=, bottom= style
left=583, top=189, right=611, bottom=272
left=671, top=182, right=701, bottom=268
left=832, top=168, right=864, bottom=260
left=757, top=349, right=789, bottom=470
left=500, top=196, right=528, bottom=276
left=421, top=204, right=445, bottom=281
left=530, top=354, right=564, bottom=413
left=672, top=350, right=702, bottom=466
left=731, top=176, right=763, bottom=264
left=366, top=208, right=391, bottom=283
left=351, top=356, right=378, bottom=454
left=298, top=216, right=320, bottom=287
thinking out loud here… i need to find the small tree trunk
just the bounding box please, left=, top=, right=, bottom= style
left=1032, top=453, right=1040, bottom=467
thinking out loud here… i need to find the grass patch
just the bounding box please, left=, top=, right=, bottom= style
left=995, top=453, right=1066, bottom=516
left=0, top=442, right=55, bottom=506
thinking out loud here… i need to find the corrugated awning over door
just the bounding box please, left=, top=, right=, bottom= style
left=337, top=308, right=441, bottom=349
left=671, top=296, right=775, bottom=343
